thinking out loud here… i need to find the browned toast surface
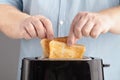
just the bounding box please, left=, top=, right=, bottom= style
left=40, top=37, right=85, bottom=59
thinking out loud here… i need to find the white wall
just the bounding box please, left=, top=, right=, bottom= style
left=0, top=32, right=20, bottom=80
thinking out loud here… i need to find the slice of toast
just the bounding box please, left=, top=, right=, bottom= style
left=40, top=37, right=67, bottom=58
left=40, top=37, right=85, bottom=59
left=49, top=40, right=85, bottom=59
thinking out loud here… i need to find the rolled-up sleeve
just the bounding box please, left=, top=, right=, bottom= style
left=0, top=0, right=23, bottom=11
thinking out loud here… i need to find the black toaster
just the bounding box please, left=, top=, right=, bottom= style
left=21, top=57, right=109, bottom=80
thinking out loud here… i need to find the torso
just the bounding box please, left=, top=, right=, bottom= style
left=19, top=0, right=120, bottom=80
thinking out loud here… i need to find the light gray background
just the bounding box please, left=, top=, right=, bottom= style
left=0, top=32, right=20, bottom=80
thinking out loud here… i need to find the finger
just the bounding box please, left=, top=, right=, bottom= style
left=31, top=19, right=46, bottom=39
left=74, top=15, right=89, bottom=38
left=25, top=23, right=37, bottom=38
left=101, top=26, right=109, bottom=34
left=90, top=24, right=102, bottom=38
left=81, top=19, right=95, bottom=37
left=72, top=12, right=88, bottom=27
left=67, top=32, right=77, bottom=46
left=67, top=25, right=78, bottom=46
left=71, top=13, right=81, bottom=28
left=37, top=16, right=54, bottom=39
left=67, top=13, right=83, bottom=46
left=23, top=30, right=32, bottom=40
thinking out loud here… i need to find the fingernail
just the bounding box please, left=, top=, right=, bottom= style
left=48, top=35, right=54, bottom=40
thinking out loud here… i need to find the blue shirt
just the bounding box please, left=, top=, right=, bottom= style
left=0, top=0, right=120, bottom=80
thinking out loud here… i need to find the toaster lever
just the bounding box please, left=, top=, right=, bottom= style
left=103, top=64, right=110, bottom=67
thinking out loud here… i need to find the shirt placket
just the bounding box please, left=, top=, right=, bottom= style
left=57, top=0, right=66, bottom=37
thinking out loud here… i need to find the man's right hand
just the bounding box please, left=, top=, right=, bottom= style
left=1, top=15, right=54, bottom=40
left=20, top=15, right=54, bottom=40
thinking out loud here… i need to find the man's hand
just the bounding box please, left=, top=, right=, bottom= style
left=1, top=15, right=54, bottom=40
left=0, top=5, right=54, bottom=40
left=67, top=12, right=114, bottom=45
left=19, top=15, right=54, bottom=39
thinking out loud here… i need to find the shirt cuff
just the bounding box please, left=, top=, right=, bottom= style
left=0, top=0, right=23, bottom=11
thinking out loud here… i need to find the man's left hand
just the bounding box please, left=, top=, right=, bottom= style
left=67, top=12, right=114, bottom=45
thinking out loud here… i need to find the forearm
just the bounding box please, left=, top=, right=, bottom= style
left=99, top=6, right=120, bottom=34
left=0, top=4, right=30, bottom=32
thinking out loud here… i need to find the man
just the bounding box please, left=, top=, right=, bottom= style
left=0, top=0, right=120, bottom=80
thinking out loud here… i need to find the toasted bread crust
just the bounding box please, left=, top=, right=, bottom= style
left=40, top=39, right=50, bottom=57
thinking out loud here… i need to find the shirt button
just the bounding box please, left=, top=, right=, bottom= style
left=59, top=20, right=64, bottom=25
